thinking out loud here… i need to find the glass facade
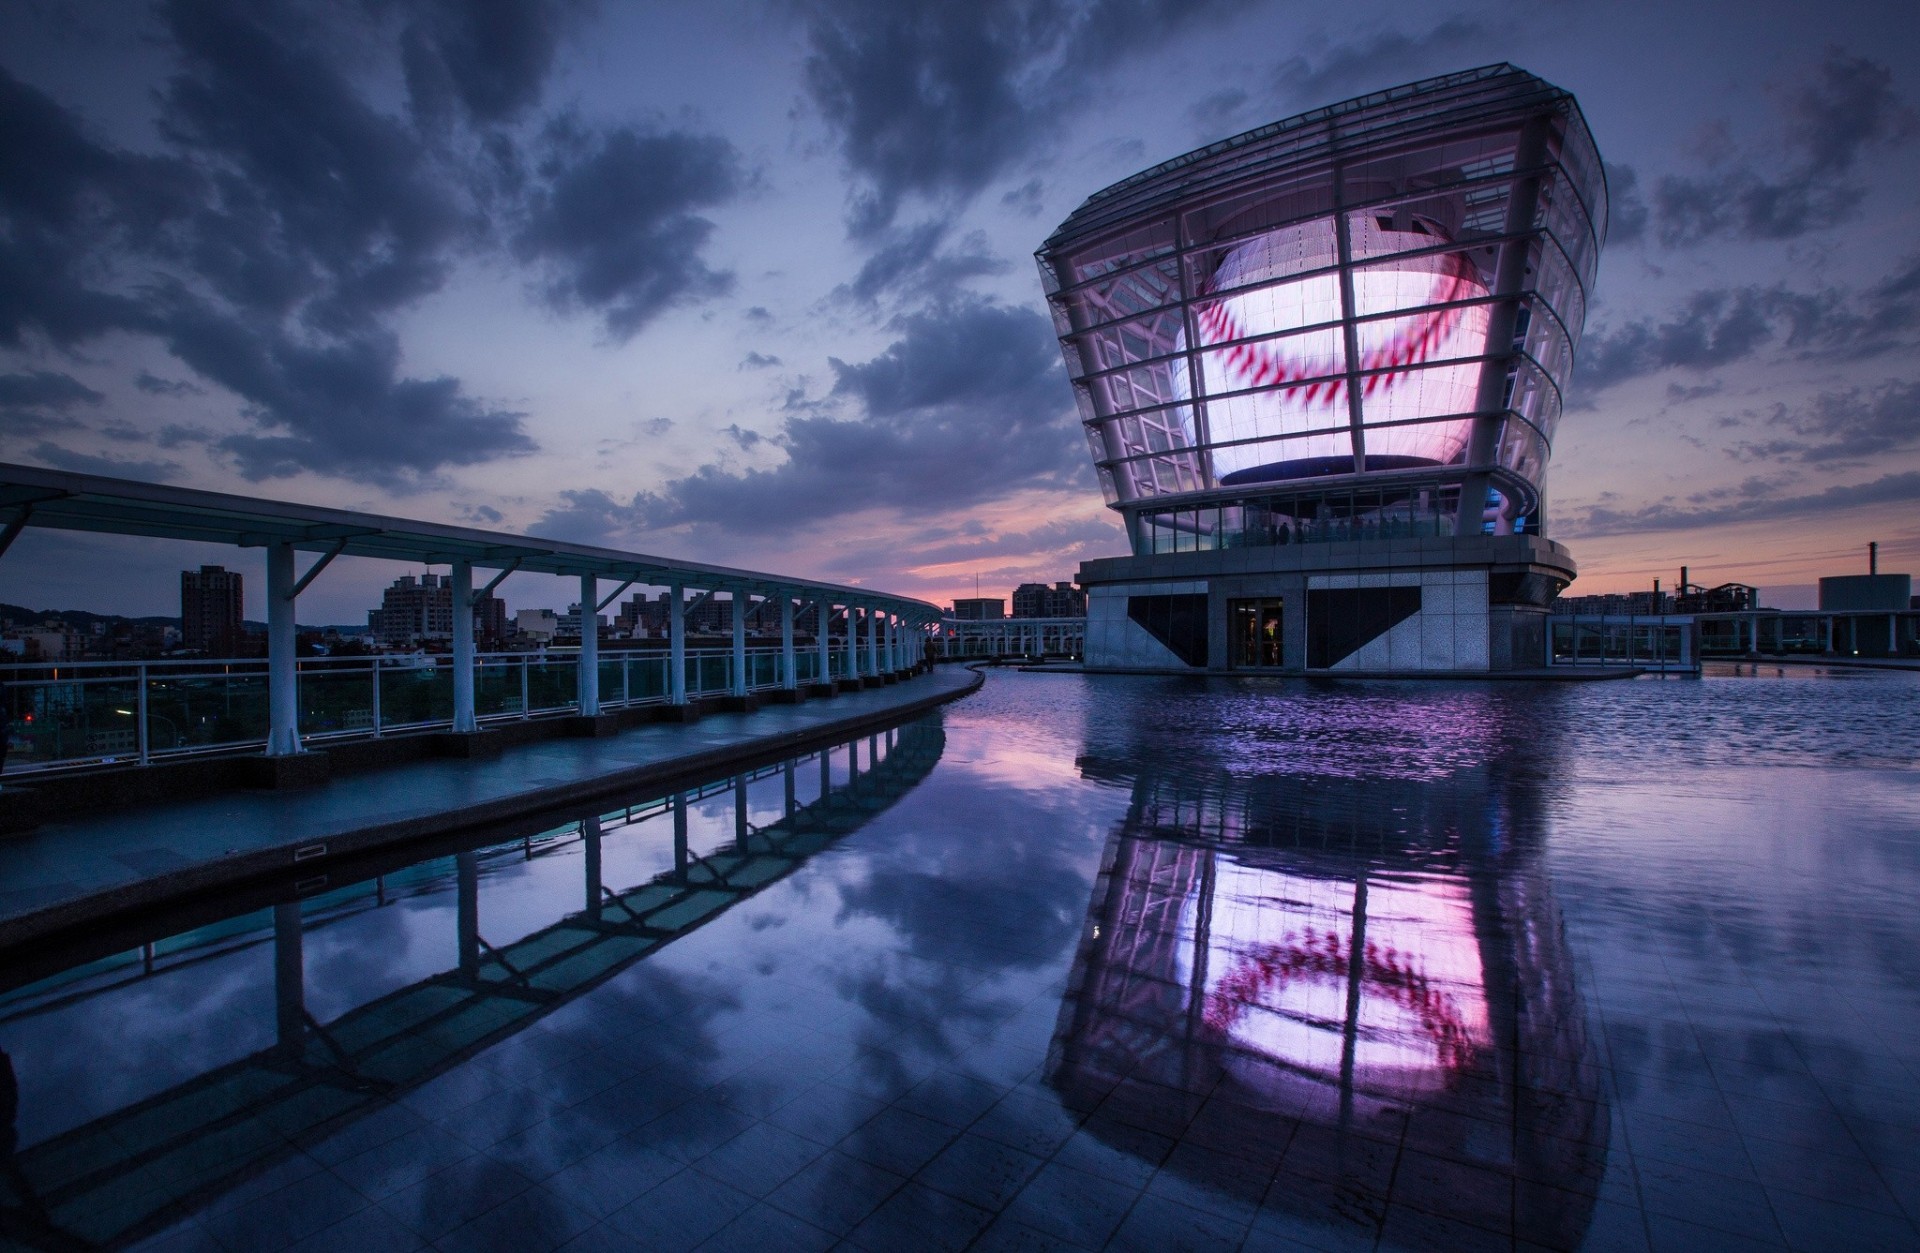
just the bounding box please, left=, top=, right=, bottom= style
left=1038, top=65, right=1607, bottom=556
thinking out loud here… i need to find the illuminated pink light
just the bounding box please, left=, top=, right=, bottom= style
left=1173, top=217, right=1492, bottom=479
left=1206, top=926, right=1479, bottom=1074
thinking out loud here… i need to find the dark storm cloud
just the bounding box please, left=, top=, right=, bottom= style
left=400, top=0, right=583, bottom=127
left=836, top=218, right=1007, bottom=303
left=1733, top=381, right=1920, bottom=465
left=515, top=120, right=743, bottom=340
left=153, top=308, right=532, bottom=486
left=1563, top=470, right=1920, bottom=538
left=1269, top=17, right=1489, bottom=112
left=0, top=66, right=180, bottom=348
left=799, top=0, right=1250, bottom=235
left=27, top=441, right=180, bottom=481
left=534, top=296, right=1080, bottom=539
left=1576, top=266, right=1920, bottom=393
left=134, top=372, right=203, bottom=397
left=1647, top=48, right=1914, bottom=247
left=2, top=0, right=741, bottom=488
left=1602, top=163, right=1649, bottom=245
left=0, top=371, right=102, bottom=409
left=739, top=351, right=783, bottom=369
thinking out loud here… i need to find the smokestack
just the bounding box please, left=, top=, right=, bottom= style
left=1870, top=542, right=1878, bottom=575
left=1680, top=565, right=1688, bottom=592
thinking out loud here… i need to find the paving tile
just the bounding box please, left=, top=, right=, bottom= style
left=914, top=1131, right=1047, bottom=1212
left=375, top=1152, right=540, bottom=1242
left=762, top=1148, right=908, bottom=1236
left=690, top=1120, right=828, bottom=1197
left=431, top=1185, right=598, bottom=1253
left=604, top=1168, right=755, bottom=1252
left=1000, top=1159, right=1143, bottom=1249
left=284, top=1203, right=428, bottom=1253
left=691, top=1202, right=837, bottom=1253
left=838, top=1104, right=960, bottom=1177
left=846, top=1179, right=995, bottom=1253
left=199, top=1163, right=372, bottom=1251
left=1108, top=1190, right=1250, bottom=1252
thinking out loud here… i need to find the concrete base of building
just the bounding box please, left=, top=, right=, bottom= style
left=654, top=702, right=702, bottom=723
left=427, top=731, right=504, bottom=760
left=238, top=751, right=335, bottom=789
left=860, top=676, right=886, bottom=689
left=1078, top=534, right=1577, bottom=677
left=0, top=788, right=47, bottom=838
left=763, top=688, right=805, bottom=704
left=562, top=714, right=620, bottom=738
left=712, top=694, right=762, bottom=714
left=806, top=682, right=838, bottom=699
left=879, top=674, right=899, bottom=686
left=834, top=679, right=865, bottom=694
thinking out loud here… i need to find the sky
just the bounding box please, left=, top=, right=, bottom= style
left=2, top=0, right=1918, bottom=622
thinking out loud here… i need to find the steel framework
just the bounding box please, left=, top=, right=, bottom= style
left=1037, top=64, right=1607, bottom=556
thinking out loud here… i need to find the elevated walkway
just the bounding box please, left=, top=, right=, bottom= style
left=0, top=666, right=980, bottom=953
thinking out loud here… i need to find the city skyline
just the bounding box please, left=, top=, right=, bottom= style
left=3, top=1, right=1918, bottom=621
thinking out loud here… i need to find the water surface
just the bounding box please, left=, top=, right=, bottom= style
left=1, top=666, right=1916, bottom=1252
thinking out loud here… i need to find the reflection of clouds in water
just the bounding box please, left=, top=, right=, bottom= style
left=1, top=948, right=275, bottom=1145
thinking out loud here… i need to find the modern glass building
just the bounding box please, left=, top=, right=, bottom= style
left=1038, top=65, right=1607, bottom=673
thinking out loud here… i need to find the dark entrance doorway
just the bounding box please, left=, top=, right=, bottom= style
left=1229, top=598, right=1285, bottom=668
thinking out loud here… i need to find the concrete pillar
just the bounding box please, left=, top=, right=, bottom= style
left=842, top=606, right=857, bottom=681
left=669, top=582, right=687, bottom=705
left=818, top=603, right=833, bottom=686
left=266, top=541, right=300, bottom=756
left=784, top=758, right=796, bottom=817
left=672, top=792, right=689, bottom=879
left=578, top=573, right=600, bottom=716
left=866, top=605, right=880, bottom=676
left=451, top=560, right=478, bottom=733
left=732, top=587, right=748, bottom=697
left=780, top=595, right=796, bottom=690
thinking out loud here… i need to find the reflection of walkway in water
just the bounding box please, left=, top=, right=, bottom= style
left=1051, top=754, right=1607, bottom=1250
left=0, top=719, right=942, bottom=1250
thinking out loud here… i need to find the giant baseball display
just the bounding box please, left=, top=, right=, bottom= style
left=1174, top=215, right=1491, bottom=484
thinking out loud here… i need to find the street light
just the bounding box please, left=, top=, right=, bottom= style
left=114, top=707, right=181, bottom=749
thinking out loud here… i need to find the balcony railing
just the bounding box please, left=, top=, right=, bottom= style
left=0, top=646, right=845, bottom=775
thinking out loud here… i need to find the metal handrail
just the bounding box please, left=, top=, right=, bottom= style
left=0, top=645, right=852, bottom=775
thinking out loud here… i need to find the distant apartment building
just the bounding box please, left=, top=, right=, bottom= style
left=180, top=565, right=244, bottom=654
left=558, top=603, right=609, bottom=640
left=1012, top=581, right=1087, bottom=618
left=952, top=598, right=1005, bottom=621
left=367, top=573, right=506, bottom=648
left=515, top=608, right=560, bottom=642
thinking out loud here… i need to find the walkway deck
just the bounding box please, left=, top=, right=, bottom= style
left=0, top=667, right=981, bottom=951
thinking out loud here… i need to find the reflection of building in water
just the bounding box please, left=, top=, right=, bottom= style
left=0, top=719, right=943, bottom=1250
left=1051, top=755, right=1604, bottom=1247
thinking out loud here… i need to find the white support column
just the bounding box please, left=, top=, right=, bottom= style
left=866, top=605, right=880, bottom=677
left=578, top=573, right=600, bottom=716
left=818, top=603, right=833, bottom=688
left=669, top=582, right=687, bottom=705
left=780, top=594, right=796, bottom=690
left=732, top=587, right=748, bottom=697
left=885, top=614, right=896, bottom=673
left=266, top=541, right=300, bottom=756
left=451, top=560, right=477, bottom=733
left=843, top=606, right=858, bottom=681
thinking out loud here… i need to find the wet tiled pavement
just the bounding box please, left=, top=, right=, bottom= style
left=2, top=666, right=1917, bottom=1251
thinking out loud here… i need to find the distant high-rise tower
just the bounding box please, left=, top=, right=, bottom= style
left=180, top=565, right=244, bottom=655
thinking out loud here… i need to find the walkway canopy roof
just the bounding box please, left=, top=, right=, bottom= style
left=0, top=462, right=940, bottom=617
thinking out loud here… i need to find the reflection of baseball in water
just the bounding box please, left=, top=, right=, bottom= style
left=1172, top=216, right=1491, bottom=482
